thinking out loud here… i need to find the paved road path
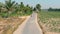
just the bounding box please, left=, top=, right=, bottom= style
left=13, top=13, right=43, bottom=34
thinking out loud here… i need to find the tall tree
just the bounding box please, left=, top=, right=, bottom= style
left=4, top=0, right=16, bottom=17
left=26, top=4, right=30, bottom=8
left=20, top=2, right=24, bottom=8
left=36, top=4, right=41, bottom=11
left=5, top=0, right=15, bottom=12
left=19, top=2, right=24, bottom=11
left=0, top=6, right=2, bottom=13
left=0, top=2, right=4, bottom=13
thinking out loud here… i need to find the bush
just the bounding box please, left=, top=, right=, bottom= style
left=0, top=13, right=8, bottom=18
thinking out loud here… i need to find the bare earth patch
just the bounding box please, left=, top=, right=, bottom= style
left=0, top=16, right=27, bottom=34
left=38, top=18, right=60, bottom=34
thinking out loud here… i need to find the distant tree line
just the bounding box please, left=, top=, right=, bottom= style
left=48, top=7, right=60, bottom=11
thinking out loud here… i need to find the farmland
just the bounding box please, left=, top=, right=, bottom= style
left=38, top=10, right=60, bottom=34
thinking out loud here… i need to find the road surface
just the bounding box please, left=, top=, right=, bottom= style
left=13, top=13, right=43, bottom=34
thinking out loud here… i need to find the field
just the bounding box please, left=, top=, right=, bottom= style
left=38, top=10, right=60, bottom=34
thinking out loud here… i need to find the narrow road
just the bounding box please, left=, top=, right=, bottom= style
left=13, top=12, right=43, bottom=34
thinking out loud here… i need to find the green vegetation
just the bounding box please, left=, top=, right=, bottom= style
left=36, top=4, right=41, bottom=11
left=38, top=10, right=60, bottom=32
left=0, top=0, right=41, bottom=18
left=0, top=0, right=33, bottom=18
left=48, top=7, right=60, bottom=11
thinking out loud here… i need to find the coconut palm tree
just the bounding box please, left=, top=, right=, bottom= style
left=0, top=3, right=1, bottom=12
left=19, top=2, right=25, bottom=14
left=5, top=0, right=15, bottom=13
left=20, top=2, right=24, bottom=7
left=5, top=0, right=16, bottom=17
left=0, top=2, right=4, bottom=13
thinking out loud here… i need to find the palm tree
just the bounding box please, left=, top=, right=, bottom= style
left=36, top=4, right=41, bottom=11
left=0, top=2, right=4, bottom=13
left=19, top=2, right=24, bottom=13
left=26, top=4, right=30, bottom=8
left=5, top=0, right=15, bottom=17
left=20, top=2, right=24, bottom=8
left=0, top=5, right=2, bottom=13
left=5, top=0, right=15, bottom=13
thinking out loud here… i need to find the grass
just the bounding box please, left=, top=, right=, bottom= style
left=0, top=11, right=32, bottom=18
left=38, top=10, right=60, bottom=33
left=10, top=12, right=32, bottom=17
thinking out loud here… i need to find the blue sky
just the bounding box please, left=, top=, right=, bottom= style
left=0, top=0, right=60, bottom=9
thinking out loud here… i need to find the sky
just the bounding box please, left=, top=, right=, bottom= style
left=0, top=0, right=60, bottom=9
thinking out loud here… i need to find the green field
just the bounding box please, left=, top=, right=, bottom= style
left=38, top=10, right=60, bottom=32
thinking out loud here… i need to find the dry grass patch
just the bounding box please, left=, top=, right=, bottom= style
left=38, top=11, right=60, bottom=34
left=0, top=16, right=26, bottom=34
left=38, top=18, right=60, bottom=34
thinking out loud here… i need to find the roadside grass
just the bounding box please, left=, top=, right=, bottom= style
left=10, top=12, right=31, bottom=17
left=0, top=17, right=26, bottom=34
left=0, top=11, right=32, bottom=18
left=38, top=11, right=60, bottom=34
